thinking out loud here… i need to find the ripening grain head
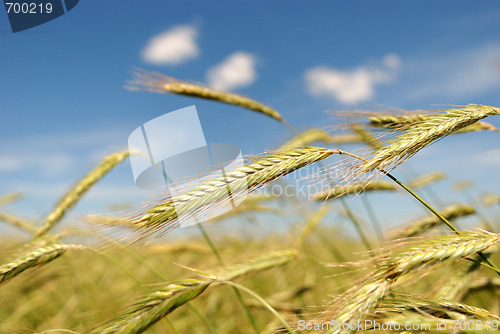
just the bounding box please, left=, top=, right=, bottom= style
left=359, top=105, right=500, bottom=173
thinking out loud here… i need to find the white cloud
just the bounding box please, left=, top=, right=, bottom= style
left=304, top=54, right=401, bottom=104
left=142, top=25, right=199, bottom=65
left=207, top=52, right=257, bottom=91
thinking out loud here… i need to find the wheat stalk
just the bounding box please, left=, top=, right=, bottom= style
left=91, top=249, right=298, bottom=334
left=120, top=147, right=337, bottom=236
left=35, top=150, right=129, bottom=237
left=128, top=69, right=283, bottom=122
left=359, top=105, right=500, bottom=173
left=390, top=204, right=476, bottom=239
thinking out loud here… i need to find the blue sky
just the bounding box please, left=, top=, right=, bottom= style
left=1, top=1, right=500, bottom=234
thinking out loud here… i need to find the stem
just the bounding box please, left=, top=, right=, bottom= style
left=339, top=197, right=373, bottom=251
left=279, top=118, right=374, bottom=252
left=360, top=195, right=384, bottom=242
left=197, top=223, right=260, bottom=334
left=337, top=149, right=500, bottom=277
left=218, top=280, right=297, bottom=334
left=186, top=303, right=219, bottom=334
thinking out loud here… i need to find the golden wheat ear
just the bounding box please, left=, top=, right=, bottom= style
left=116, top=146, right=338, bottom=238
left=128, top=68, right=283, bottom=122
left=91, top=249, right=298, bottom=334
left=360, top=105, right=500, bottom=173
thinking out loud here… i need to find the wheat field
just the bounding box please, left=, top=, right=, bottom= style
left=1, top=74, right=500, bottom=334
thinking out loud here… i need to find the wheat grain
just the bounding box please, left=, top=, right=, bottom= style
left=92, top=249, right=298, bottom=334
left=436, top=260, right=481, bottom=300
left=326, top=232, right=500, bottom=333
left=359, top=105, right=500, bottom=173
left=408, top=171, right=447, bottom=189
left=350, top=124, right=382, bottom=150
left=35, top=150, right=129, bottom=237
left=296, top=206, right=330, bottom=247
left=313, top=181, right=397, bottom=201
left=484, top=194, right=500, bottom=206
left=454, top=121, right=499, bottom=133
left=0, top=193, right=22, bottom=207
left=369, top=113, right=498, bottom=133
left=0, top=212, right=36, bottom=233
left=128, top=69, right=283, bottom=122
left=0, top=238, right=82, bottom=283
left=120, top=147, right=337, bottom=236
left=390, top=204, right=476, bottom=239
left=281, top=128, right=334, bottom=150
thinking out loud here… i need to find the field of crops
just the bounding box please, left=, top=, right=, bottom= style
left=1, top=76, right=500, bottom=334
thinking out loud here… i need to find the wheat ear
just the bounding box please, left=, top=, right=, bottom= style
left=92, top=249, right=298, bottom=334
left=313, top=180, right=397, bottom=201
left=0, top=238, right=82, bottom=283
left=360, top=105, right=500, bottom=173
left=369, top=113, right=498, bottom=133
left=280, top=128, right=335, bottom=150
left=350, top=123, right=382, bottom=150
left=390, top=204, right=476, bottom=239
left=0, top=192, right=22, bottom=207
left=280, top=128, right=364, bottom=150
left=121, top=147, right=337, bottom=236
left=436, top=260, right=481, bottom=300
left=327, top=232, right=500, bottom=334
left=372, top=294, right=500, bottom=331
left=454, top=121, right=499, bottom=133
left=35, top=150, right=129, bottom=237
left=408, top=171, right=446, bottom=189
left=484, top=194, right=500, bottom=206
left=0, top=212, right=36, bottom=233
left=128, top=69, right=283, bottom=122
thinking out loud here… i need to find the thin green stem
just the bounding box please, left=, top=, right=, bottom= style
left=360, top=195, right=384, bottom=242
left=197, top=223, right=260, bottom=334
left=339, top=197, right=373, bottom=251
left=218, top=280, right=297, bottom=334
left=337, top=149, right=500, bottom=277
left=186, top=303, right=219, bottom=334
left=164, top=317, right=180, bottom=334
left=465, top=257, right=500, bottom=275
left=280, top=117, right=374, bottom=252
